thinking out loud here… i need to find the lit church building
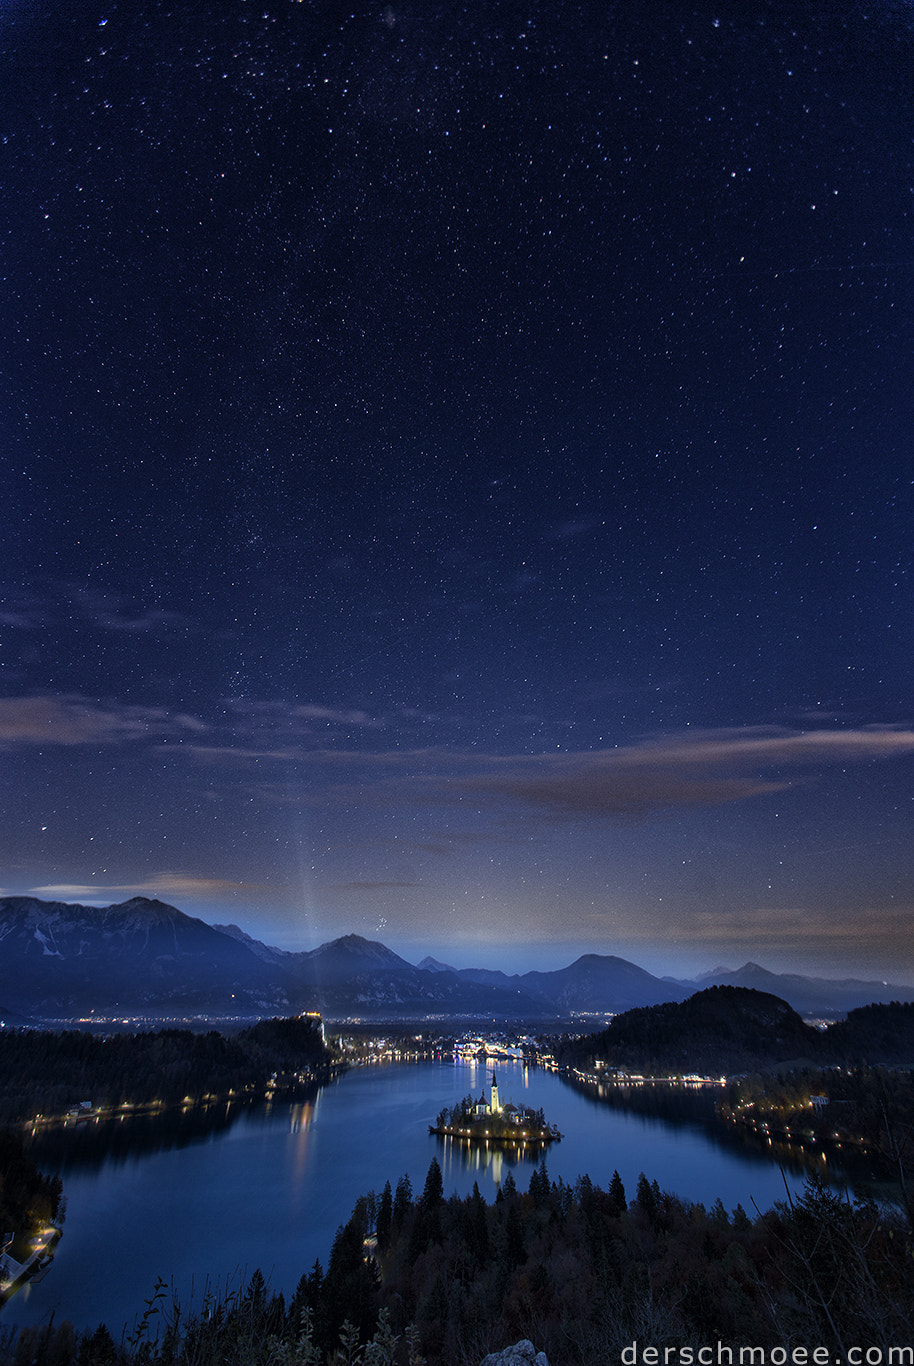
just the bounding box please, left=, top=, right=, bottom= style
left=474, top=1072, right=501, bottom=1117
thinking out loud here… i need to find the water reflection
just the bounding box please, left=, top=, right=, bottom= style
left=22, top=1086, right=322, bottom=1172
left=563, top=1073, right=872, bottom=1192
left=289, top=1097, right=318, bottom=1191
left=435, top=1131, right=548, bottom=1187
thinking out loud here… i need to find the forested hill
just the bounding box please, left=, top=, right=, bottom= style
left=558, top=986, right=824, bottom=1075
left=0, top=1015, right=330, bottom=1124
left=824, top=1000, right=914, bottom=1064
left=559, top=988, right=914, bottom=1075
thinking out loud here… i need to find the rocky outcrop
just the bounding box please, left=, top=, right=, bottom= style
left=480, top=1342, right=549, bottom=1366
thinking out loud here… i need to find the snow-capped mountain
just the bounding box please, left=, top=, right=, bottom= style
left=0, top=898, right=554, bottom=1020
left=2, top=896, right=910, bottom=1023
left=0, top=896, right=293, bottom=1016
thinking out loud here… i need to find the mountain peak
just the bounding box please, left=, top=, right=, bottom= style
left=418, top=955, right=457, bottom=974
left=317, top=932, right=402, bottom=956
left=301, top=933, right=413, bottom=983
left=111, top=896, right=182, bottom=916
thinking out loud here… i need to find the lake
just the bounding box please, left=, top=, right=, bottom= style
left=4, top=1058, right=846, bottom=1340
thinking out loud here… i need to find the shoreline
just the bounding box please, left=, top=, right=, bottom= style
left=15, top=1062, right=347, bottom=1136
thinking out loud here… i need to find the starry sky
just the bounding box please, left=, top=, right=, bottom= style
left=2, top=0, right=913, bottom=981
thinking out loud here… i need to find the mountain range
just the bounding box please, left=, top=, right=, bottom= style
left=1, top=895, right=912, bottom=1023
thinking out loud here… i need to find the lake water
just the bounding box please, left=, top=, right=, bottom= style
left=5, top=1059, right=843, bottom=1340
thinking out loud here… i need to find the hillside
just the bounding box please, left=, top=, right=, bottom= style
left=825, top=1000, right=914, bottom=1064
left=560, top=985, right=825, bottom=1075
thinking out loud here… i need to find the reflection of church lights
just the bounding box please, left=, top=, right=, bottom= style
left=289, top=1096, right=319, bottom=1190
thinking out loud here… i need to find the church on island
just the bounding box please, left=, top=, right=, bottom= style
left=431, top=1072, right=561, bottom=1146
left=475, top=1072, right=500, bottom=1117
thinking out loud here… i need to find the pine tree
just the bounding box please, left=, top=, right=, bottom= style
left=470, top=1181, right=489, bottom=1264
left=504, top=1201, right=526, bottom=1270
left=392, top=1173, right=413, bottom=1228
left=420, top=1157, right=443, bottom=1208
left=376, top=1179, right=393, bottom=1247
left=528, top=1157, right=549, bottom=1201
left=636, top=1171, right=657, bottom=1220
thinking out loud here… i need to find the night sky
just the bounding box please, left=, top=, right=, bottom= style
left=3, top=1, right=913, bottom=980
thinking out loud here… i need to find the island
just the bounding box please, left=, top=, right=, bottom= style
left=429, top=1071, right=561, bottom=1145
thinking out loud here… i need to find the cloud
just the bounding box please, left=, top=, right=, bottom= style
left=549, top=516, right=600, bottom=540
left=462, top=768, right=787, bottom=817
left=291, top=704, right=379, bottom=727
left=66, top=585, right=198, bottom=636
left=97, top=608, right=195, bottom=634
left=180, top=701, right=385, bottom=766
left=3, top=583, right=199, bottom=636
left=28, top=873, right=260, bottom=902
left=224, top=698, right=381, bottom=729
left=423, top=725, right=914, bottom=821
left=650, top=901, right=914, bottom=952
left=0, top=606, right=44, bottom=629
left=377, top=831, right=508, bottom=855
left=326, top=880, right=424, bottom=891
left=190, top=744, right=315, bottom=764
left=0, top=695, right=206, bottom=747
left=0, top=587, right=51, bottom=630
left=187, top=724, right=914, bottom=821
left=186, top=742, right=446, bottom=771
left=620, top=725, right=914, bottom=767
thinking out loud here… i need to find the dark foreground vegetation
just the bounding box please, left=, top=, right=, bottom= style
left=0, top=1017, right=331, bottom=1125
left=0, top=1132, right=63, bottom=1263
left=3, top=1156, right=912, bottom=1366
